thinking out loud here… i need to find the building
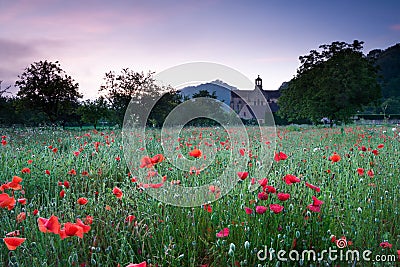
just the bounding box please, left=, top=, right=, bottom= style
left=230, top=75, right=280, bottom=124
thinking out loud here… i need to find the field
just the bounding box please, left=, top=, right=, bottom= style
left=0, top=125, right=399, bottom=267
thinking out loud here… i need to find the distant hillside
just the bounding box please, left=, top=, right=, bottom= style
left=368, top=43, right=400, bottom=99
left=178, top=80, right=235, bottom=104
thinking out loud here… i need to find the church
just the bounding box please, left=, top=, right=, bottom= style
left=230, top=75, right=280, bottom=124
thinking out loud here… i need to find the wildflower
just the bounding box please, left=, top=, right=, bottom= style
left=269, top=204, right=284, bottom=214
left=237, top=171, right=249, bottom=180
left=16, top=212, right=26, bottom=223
left=0, top=193, right=16, bottom=210
left=277, top=193, right=290, bottom=201
left=329, top=153, right=341, bottom=163
left=305, top=182, right=321, bottom=192
left=21, top=167, right=31, bottom=174
left=379, top=241, right=392, bottom=249
left=139, top=156, right=153, bottom=168
left=189, top=148, right=202, bottom=158
left=112, top=187, right=123, bottom=199
left=125, top=262, right=147, bottom=267
left=3, top=237, right=26, bottom=250
left=357, top=168, right=364, bottom=176
left=274, top=151, right=288, bottom=162
left=77, top=197, right=88, bottom=205
left=150, top=154, right=164, bottom=164
left=125, top=215, right=136, bottom=223
left=216, top=227, right=230, bottom=238
left=38, top=215, right=61, bottom=234
left=17, top=198, right=27, bottom=205
left=258, top=191, right=268, bottom=200
left=284, top=174, right=300, bottom=185
left=244, top=207, right=253, bottom=214
left=255, top=205, right=268, bottom=214
left=367, top=169, right=374, bottom=178
left=68, top=169, right=77, bottom=175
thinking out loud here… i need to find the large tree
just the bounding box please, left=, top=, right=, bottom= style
left=15, top=60, right=82, bottom=124
left=99, top=68, right=176, bottom=126
left=278, top=40, right=381, bottom=124
left=77, top=96, right=110, bottom=129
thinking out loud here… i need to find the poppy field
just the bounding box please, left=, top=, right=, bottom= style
left=0, top=125, right=400, bottom=267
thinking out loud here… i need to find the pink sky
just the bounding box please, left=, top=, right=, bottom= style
left=1, top=0, right=399, bottom=99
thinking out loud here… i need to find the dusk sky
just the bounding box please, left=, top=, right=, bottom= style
left=1, top=0, right=399, bottom=99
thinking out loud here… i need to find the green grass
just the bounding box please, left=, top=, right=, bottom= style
left=0, top=125, right=399, bottom=266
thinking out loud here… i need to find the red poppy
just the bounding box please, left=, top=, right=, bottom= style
left=239, top=148, right=245, bottom=156
left=244, top=207, right=253, bottom=214
left=6, top=230, right=20, bottom=237
left=52, top=148, right=58, bottom=153
left=189, top=148, right=202, bottom=158
left=8, top=176, right=23, bottom=190
left=140, top=156, right=153, bottom=168
left=269, top=204, right=284, bottom=214
left=27, top=160, right=33, bottom=164
left=75, top=218, right=91, bottom=233
left=33, top=209, right=39, bottom=216
left=311, top=195, right=324, bottom=206
left=284, top=174, right=300, bottom=185
left=17, top=198, right=27, bottom=205
left=16, top=212, right=26, bottom=223
left=372, top=149, right=378, bottom=155
left=77, top=197, right=88, bottom=205
left=1, top=139, right=6, bottom=146
left=0, top=193, right=16, bottom=210
left=216, top=227, right=229, bottom=238
left=367, top=169, right=374, bottom=177
left=255, top=205, right=268, bottom=214
left=258, top=178, right=268, bottom=187
left=125, top=215, right=136, bottom=223
left=237, top=172, right=249, bottom=180
left=112, top=187, right=123, bottom=199
left=21, top=167, right=31, bottom=174
left=68, top=169, right=77, bottom=175
left=3, top=237, right=26, bottom=250
left=307, top=196, right=324, bottom=212
left=59, top=222, right=84, bottom=239
left=305, top=182, right=321, bottom=192
left=377, top=144, right=384, bottom=149
left=38, top=215, right=61, bottom=234
left=277, top=192, right=290, bottom=201
left=264, top=185, right=276, bottom=193
left=203, top=204, right=212, bottom=213
left=149, top=183, right=163, bottom=188
left=60, top=190, right=66, bottom=198
left=379, top=241, right=392, bottom=249
left=125, top=262, right=147, bottom=267
left=84, top=215, right=93, bottom=225
left=274, top=152, right=288, bottom=162
left=329, top=153, right=341, bottom=163
left=63, top=181, right=70, bottom=189
left=356, top=168, right=365, bottom=176
left=150, top=154, right=164, bottom=164
left=45, top=170, right=51, bottom=175
left=257, top=191, right=269, bottom=200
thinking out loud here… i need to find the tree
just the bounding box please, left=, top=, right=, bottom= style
left=77, top=96, right=110, bottom=129
left=278, top=40, right=381, bottom=124
left=15, top=60, right=82, bottom=124
left=99, top=68, right=174, bottom=126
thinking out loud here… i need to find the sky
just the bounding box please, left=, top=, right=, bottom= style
left=0, top=0, right=399, bottom=99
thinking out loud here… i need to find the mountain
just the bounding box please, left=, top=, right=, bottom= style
left=178, top=80, right=236, bottom=104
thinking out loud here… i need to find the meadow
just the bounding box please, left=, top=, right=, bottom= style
left=0, top=125, right=399, bottom=267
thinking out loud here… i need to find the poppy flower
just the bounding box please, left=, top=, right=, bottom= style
left=63, top=180, right=70, bottom=189
left=6, top=230, right=20, bottom=237
left=38, top=215, right=61, bottom=234
left=125, top=215, right=136, bottom=223
left=277, top=193, right=290, bottom=201
left=68, top=169, right=77, bottom=175
left=16, top=212, right=26, bottom=223
left=1, top=140, right=6, bottom=146
left=203, top=204, right=212, bottom=213
left=84, top=215, right=93, bottom=225
left=239, top=148, right=245, bottom=156
left=126, top=262, right=147, bottom=267
left=33, top=209, right=39, bottom=216
left=59, top=222, right=84, bottom=239
left=216, top=227, right=229, bottom=238
left=329, top=153, right=341, bottom=163
left=372, top=149, right=378, bottom=156
left=3, top=237, right=26, bottom=250
left=264, top=185, right=276, bottom=193
left=77, top=197, right=88, bottom=205
left=258, top=178, right=268, bottom=187
left=60, top=190, right=65, bottom=198
left=0, top=193, right=16, bottom=210
left=307, top=196, right=324, bottom=212
left=367, top=169, right=374, bottom=178
left=112, top=187, right=123, bottom=199
left=189, top=148, right=202, bottom=158
left=269, top=204, right=284, bottom=214
left=311, top=195, right=324, bottom=206
left=255, top=205, right=268, bottom=214
left=75, top=219, right=91, bottom=233
left=274, top=152, right=288, bottom=162
left=150, top=154, right=164, bottom=164
left=52, top=148, right=58, bottom=153
left=258, top=191, right=269, bottom=200
left=140, top=156, right=153, bottom=168
left=377, top=144, right=384, bottom=149
left=379, top=241, right=392, bottom=249
left=305, top=182, right=321, bottom=192
left=45, top=170, right=51, bottom=175
left=244, top=207, right=253, bottom=214
left=8, top=176, right=23, bottom=190
left=17, top=198, right=27, bottom=205
left=356, top=168, right=365, bottom=176
left=237, top=172, right=249, bottom=180
left=21, top=167, right=31, bottom=174
left=284, top=174, right=300, bottom=185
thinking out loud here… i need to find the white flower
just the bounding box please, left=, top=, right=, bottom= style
left=357, top=207, right=362, bottom=213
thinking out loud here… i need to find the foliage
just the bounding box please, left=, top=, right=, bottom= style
left=15, top=60, right=82, bottom=124
left=278, top=40, right=381, bottom=124
left=77, top=97, right=110, bottom=129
